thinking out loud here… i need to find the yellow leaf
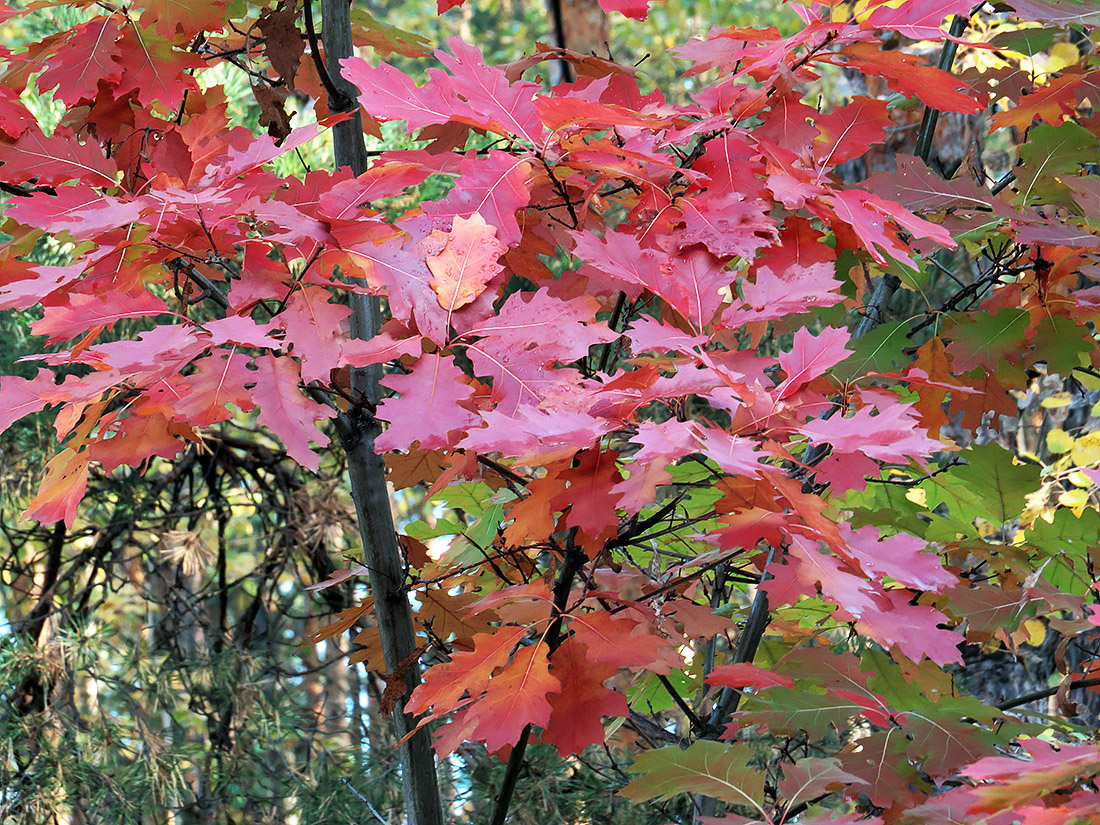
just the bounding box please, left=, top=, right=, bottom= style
left=1058, top=488, right=1089, bottom=508
left=1040, top=392, right=1072, bottom=408
left=1072, top=433, right=1100, bottom=466
left=1046, top=428, right=1073, bottom=454
left=1068, top=470, right=1094, bottom=488
left=905, top=487, right=927, bottom=507
left=1047, top=41, right=1080, bottom=73
left=1024, top=619, right=1047, bottom=647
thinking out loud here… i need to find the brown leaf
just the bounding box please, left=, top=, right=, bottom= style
left=379, top=648, right=423, bottom=716
left=252, top=84, right=293, bottom=143
left=398, top=533, right=431, bottom=569
left=257, top=5, right=304, bottom=90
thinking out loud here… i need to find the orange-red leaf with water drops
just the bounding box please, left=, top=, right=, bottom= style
left=425, top=213, right=506, bottom=313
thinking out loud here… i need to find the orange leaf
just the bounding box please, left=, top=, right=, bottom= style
left=425, top=213, right=506, bottom=313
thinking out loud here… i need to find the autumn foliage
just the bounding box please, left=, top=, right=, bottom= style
left=3, top=0, right=1100, bottom=822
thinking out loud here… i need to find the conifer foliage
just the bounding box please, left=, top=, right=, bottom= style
left=3, top=0, right=1100, bottom=822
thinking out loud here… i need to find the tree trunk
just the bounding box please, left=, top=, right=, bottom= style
left=318, top=3, right=443, bottom=824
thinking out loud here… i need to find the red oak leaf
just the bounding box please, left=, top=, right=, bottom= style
left=138, top=0, right=229, bottom=39
left=543, top=638, right=629, bottom=756
left=865, top=0, right=978, bottom=41
left=406, top=625, right=529, bottom=720
left=798, top=399, right=942, bottom=462
left=960, top=740, right=1100, bottom=813
left=854, top=590, right=963, bottom=667
left=462, top=289, right=613, bottom=415
left=38, top=18, right=124, bottom=106
left=706, top=663, right=794, bottom=690
left=341, top=58, right=460, bottom=131
left=141, top=349, right=255, bottom=427
left=0, top=369, right=57, bottom=436
left=548, top=447, right=623, bottom=546
left=0, top=87, right=35, bottom=138
left=465, top=642, right=561, bottom=752
left=831, top=43, right=981, bottom=115
left=32, top=291, right=172, bottom=345
left=812, top=97, right=891, bottom=168
left=24, top=448, right=90, bottom=528
left=113, top=26, right=203, bottom=110
left=433, top=38, right=543, bottom=144
left=1, top=129, right=117, bottom=188
left=675, top=194, right=778, bottom=260
left=614, top=419, right=697, bottom=511
left=375, top=353, right=481, bottom=452
left=598, top=0, right=660, bottom=19
left=88, top=412, right=191, bottom=473
left=762, top=535, right=880, bottom=619
left=839, top=524, right=956, bottom=593
left=422, top=151, right=531, bottom=247
left=424, top=213, right=506, bottom=314
left=270, top=287, right=352, bottom=384
left=776, top=327, right=851, bottom=400
left=568, top=611, right=676, bottom=673
left=249, top=354, right=334, bottom=472
left=827, top=188, right=954, bottom=266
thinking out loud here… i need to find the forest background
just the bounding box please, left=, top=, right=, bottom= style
left=1, top=1, right=1100, bottom=825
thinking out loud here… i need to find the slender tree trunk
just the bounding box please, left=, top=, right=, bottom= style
left=318, top=3, right=443, bottom=824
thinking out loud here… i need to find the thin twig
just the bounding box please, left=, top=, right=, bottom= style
left=341, top=778, right=388, bottom=824
left=303, top=0, right=353, bottom=111
left=997, top=677, right=1100, bottom=712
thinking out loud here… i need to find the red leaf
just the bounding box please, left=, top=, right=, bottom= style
left=776, top=327, right=851, bottom=400
left=38, top=18, right=123, bottom=105
left=141, top=349, right=255, bottom=427
left=854, top=590, right=963, bottom=667
left=113, top=26, right=203, bottom=110
left=249, top=354, right=334, bottom=472
left=32, top=291, right=172, bottom=344
left=407, top=625, right=528, bottom=720
left=706, top=663, right=794, bottom=690
left=0, top=369, right=57, bottom=436
left=827, top=188, right=955, bottom=266
left=798, top=398, right=942, bottom=462
left=839, top=524, right=956, bottom=593
left=812, top=97, right=891, bottom=168
left=422, top=151, right=531, bottom=247
left=675, top=194, right=778, bottom=260
left=88, top=412, right=190, bottom=473
left=1, top=129, right=117, bottom=187
left=831, top=43, right=981, bottom=115
left=543, top=638, right=629, bottom=756
left=375, top=354, right=481, bottom=452
left=24, top=448, right=90, bottom=528
left=598, top=0, right=661, bottom=19
left=465, top=642, right=561, bottom=752
left=568, top=611, right=676, bottom=673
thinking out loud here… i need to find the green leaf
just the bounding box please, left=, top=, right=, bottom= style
left=1016, top=122, right=1098, bottom=205
left=1030, top=315, right=1091, bottom=375
left=989, top=26, right=1060, bottom=56
left=833, top=320, right=910, bottom=381
left=943, top=309, right=1030, bottom=372
left=627, top=669, right=696, bottom=713
left=923, top=443, right=1040, bottom=527
left=619, top=741, right=765, bottom=807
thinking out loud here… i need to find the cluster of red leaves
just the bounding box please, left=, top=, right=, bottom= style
left=3, top=0, right=1100, bottom=821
